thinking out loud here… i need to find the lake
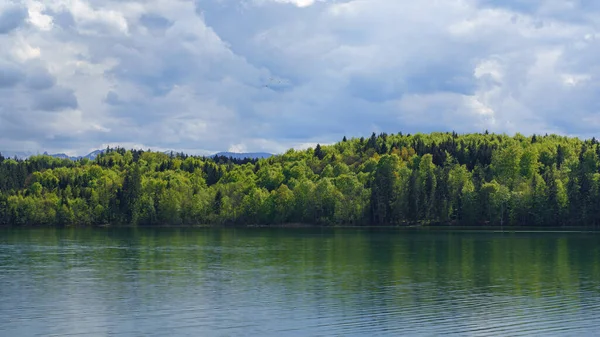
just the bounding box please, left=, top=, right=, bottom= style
left=1, top=228, right=600, bottom=336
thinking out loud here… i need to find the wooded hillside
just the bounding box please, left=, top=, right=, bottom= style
left=1, top=131, right=597, bottom=227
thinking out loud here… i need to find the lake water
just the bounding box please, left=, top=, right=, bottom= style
left=1, top=228, right=600, bottom=336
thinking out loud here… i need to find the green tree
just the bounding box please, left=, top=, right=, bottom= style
left=370, top=155, right=400, bottom=225
left=120, top=164, right=142, bottom=224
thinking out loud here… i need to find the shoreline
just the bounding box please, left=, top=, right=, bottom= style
left=1, top=223, right=599, bottom=232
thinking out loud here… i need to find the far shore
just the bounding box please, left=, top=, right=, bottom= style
left=2, top=223, right=599, bottom=232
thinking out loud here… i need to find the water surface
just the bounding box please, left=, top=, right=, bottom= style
left=1, top=228, right=600, bottom=336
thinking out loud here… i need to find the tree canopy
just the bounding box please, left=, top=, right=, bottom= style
left=1, top=132, right=598, bottom=227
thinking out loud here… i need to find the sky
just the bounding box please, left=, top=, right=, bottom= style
left=0, top=0, right=599, bottom=156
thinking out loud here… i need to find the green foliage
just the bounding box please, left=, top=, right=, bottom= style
left=370, top=155, right=400, bottom=225
left=2, top=132, right=600, bottom=227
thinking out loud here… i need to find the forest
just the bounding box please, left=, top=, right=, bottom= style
left=1, top=131, right=600, bottom=227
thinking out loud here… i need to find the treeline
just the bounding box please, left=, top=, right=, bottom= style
left=1, top=132, right=600, bottom=227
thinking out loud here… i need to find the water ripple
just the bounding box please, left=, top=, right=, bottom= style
left=2, top=228, right=600, bottom=336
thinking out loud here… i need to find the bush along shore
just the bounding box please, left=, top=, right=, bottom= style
left=2, top=131, right=600, bottom=228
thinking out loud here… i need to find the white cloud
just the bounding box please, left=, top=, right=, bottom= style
left=228, top=143, right=248, bottom=153
left=26, top=1, right=53, bottom=30
left=258, top=0, right=318, bottom=8
left=561, top=73, right=590, bottom=86
left=11, top=37, right=41, bottom=61
left=1, top=0, right=600, bottom=155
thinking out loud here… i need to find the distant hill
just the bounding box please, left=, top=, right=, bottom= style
left=0, top=150, right=105, bottom=161
left=162, top=151, right=273, bottom=159
left=44, top=150, right=105, bottom=161
left=1, top=149, right=272, bottom=161
left=43, top=152, right=80, bottom=161
left=214, top=152, right=273, bottom=159
left=0, top=151, right=36, bottom=160
left=83, top=150, right=104, bottom=160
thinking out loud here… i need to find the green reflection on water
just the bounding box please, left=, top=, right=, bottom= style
left=1, top=228, right=600, bottom=335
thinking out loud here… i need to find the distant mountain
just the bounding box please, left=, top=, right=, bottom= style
left=43, top=152, right=80, bottom=161
left=214, top=152, right=273, bottom=159
left=0, top=149, right=105, bottom=161
left=163, top=151, right=273, bottom=159
left=43, top=150, right=105, bottom=161
left=1, top=149, right=272, bottom=161
left=0, top=151, right=36, bottom=160
left=83, top=150, right=104, bottom=160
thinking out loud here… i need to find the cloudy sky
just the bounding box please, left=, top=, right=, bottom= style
left=1, top=0, right=599, bottom=155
